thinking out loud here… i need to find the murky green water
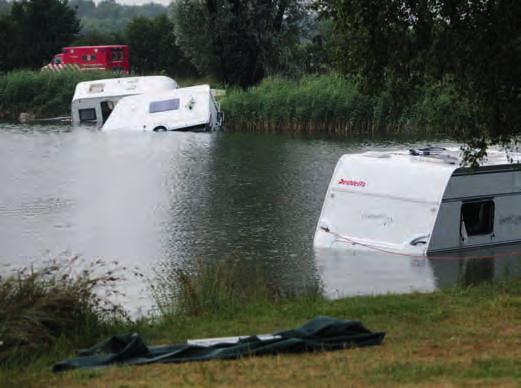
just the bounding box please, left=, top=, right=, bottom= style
left=1, top=124, right=520, bottom=311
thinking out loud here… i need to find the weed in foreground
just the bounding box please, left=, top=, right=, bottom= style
left=150, top=253, right=323, bottom=318
left=0, top=256, right=130, bottom=363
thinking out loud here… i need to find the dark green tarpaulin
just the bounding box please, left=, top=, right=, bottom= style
left=53, top=316, right=385, bottom=372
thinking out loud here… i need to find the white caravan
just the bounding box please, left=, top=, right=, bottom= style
left=101, top=85, right=223, bottom=132
left=314, top=147, right=521, bottom=255
left=71, top=76, right=178, bottom=125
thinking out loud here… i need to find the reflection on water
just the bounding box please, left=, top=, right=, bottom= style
left=315, top=245, right=521, bottom=298
left=431, top=244, right=521, bottom=287
left=314, top=249, right=436, bottom=297
left=0, top=124, right=520, bottom=311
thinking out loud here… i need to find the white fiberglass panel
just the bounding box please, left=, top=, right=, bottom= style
left=314, top=153, right=456, bottom=252
left=72, top=76, right=178, bottom=101
left=102, top=85, right=211, bottom=131
left=323, top=190, right=438, bottom=246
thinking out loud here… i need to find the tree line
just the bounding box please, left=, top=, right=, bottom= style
left=1, top=0, right=520, bottom=146
left=0, top=0, right=195, bottom=78
left=321, top=0, right=521, bottom=152
left=69, top=0, right=167, bottom=34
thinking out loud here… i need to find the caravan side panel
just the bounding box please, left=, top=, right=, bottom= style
left=429, top=168, right=521, bottom=252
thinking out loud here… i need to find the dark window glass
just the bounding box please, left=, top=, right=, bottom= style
left=90, top=55, right=96, bottom=61
left=111, top=49, right=123, bottom=61
left=461, top=200, right=494, bottom=237
left=149, top=98, right=180, bottom=113
left=79, top=108, right=96, bottom=122
left=82, top=55, right=87, bottom=61
left=100, top=101, right=114, bottom=123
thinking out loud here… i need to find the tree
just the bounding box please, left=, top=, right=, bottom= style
left=125, top=14, right=197, bottom=77
left=435, top=1, right=521, bottom=141
left=8, top=0, right=80, bottom=69
left=69, top=0, right=96, bottom=18
left=172, top=0, right=304, bottom=87
left=69, top=0, right=168, bottom=35
left=323, top=0, right=521, bottom=156
left=71, top=29, right=125, bottom=46
left=0, top=15, right=17, bottom=71
left=0, top=0, right=11, bottom=15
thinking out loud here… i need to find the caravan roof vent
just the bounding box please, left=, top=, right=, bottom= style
left=409, top=146, right=446, bottom=156
left=409, top=146, right=458, bottom=165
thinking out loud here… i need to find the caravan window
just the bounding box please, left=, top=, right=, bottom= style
left=460, top=200, right=494, bottom=237
left=149, top=98, right=180, bottom=113
left=79, top=108, right=96, bottom=122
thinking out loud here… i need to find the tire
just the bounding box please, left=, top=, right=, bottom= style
left=153, top=126, right=167, bottom=132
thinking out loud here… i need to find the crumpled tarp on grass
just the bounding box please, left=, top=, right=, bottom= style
left=53, top=316, right=385, bottom=372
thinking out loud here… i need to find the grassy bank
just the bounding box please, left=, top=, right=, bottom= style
left=1, top=256, right=521, bottom=386
left=0, top=70, right=119, bottom=120
left=221, top=73, right=477, bottom=137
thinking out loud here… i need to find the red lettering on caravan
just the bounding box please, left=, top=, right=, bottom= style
left=338, top=178, right=367, bottom=187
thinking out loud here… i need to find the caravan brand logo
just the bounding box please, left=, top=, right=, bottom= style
left=338, top=178, right=366, bottom=187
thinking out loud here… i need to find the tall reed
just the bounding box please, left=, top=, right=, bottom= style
left=220, top=73, right=476, bottom=137
left=0, top=70, right=121, bottom=120
left=151, top=254, right=322, bottom=318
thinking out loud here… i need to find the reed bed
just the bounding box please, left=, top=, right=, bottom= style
left=151, top=254, right=322, bottom=318
left=0, top=70, right=120, bottom=120
left=0, top=257, right=129, bottom=363
left=221, top=73, right=476, bottom=137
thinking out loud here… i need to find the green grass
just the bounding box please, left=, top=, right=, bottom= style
left=1, top=256, right=521, bottom=386
left=221, top=73, right=477, bottom=137
left=0, top=70, right=122, bottom=120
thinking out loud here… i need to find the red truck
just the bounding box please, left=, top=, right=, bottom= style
left=45, top=45, right=129, bottom=73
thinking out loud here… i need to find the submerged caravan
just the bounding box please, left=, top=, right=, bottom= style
left=102, top=85, right=223, bottom=132
left=314, top=147, right=521, bottom=255
left=71, top=76, right=179, bottom=125
left=71, top=76, right=222, bottom=131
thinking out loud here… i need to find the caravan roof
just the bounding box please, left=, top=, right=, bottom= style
left=72, top=76, right=178, bottom=101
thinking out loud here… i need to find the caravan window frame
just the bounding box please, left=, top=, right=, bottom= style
left=78, top=108, right=97, bottom=122
left=149, top=98, right=180, bottom=114
left=460, top=199, right=495, bottom=238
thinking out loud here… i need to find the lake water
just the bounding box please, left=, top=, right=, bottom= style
left=1, top=124, right=521, bottom=312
